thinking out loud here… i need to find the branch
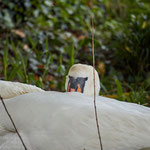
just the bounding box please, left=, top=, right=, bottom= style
left=91, top=19, right=104, bottom=150
left=0, top=95, right=28, bottom=150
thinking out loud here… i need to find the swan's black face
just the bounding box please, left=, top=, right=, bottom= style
left=67, top=76, right=88, bottom=93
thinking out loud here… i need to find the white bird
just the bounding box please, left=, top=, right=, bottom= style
left=0, top=80, right=44, bottom=99
left=65, top=64, right=100, bottom=96
left=0, top=64, right=99, bottom=99
left=0, top=64, right=150, bottom=150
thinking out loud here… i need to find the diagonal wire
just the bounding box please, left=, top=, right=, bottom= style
left=0, top=95, right=28, bottom=150
left=91, top=19, right=104, bottom=150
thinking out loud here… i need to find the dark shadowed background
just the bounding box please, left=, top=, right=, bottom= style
left=0, top=0, right=150, bottom=105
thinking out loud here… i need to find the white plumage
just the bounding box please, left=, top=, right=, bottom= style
left=65, top=64, right=100, bottom=96
left=0, top=64, right=150, bottom=150
left=0, top=80, right=44, bottom=99
left=0, top=92, right=150, bottom=150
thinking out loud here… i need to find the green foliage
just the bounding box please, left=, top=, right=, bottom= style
left=3, top=37, right=9, bottom=80
left=111, top=14, right=150, bottom=81
left=115, top=79, right=123, bottom=101
left=0, top=0, right=150, bottom=105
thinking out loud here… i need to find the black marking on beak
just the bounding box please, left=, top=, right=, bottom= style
left=67, top=76, right=88, bottom=93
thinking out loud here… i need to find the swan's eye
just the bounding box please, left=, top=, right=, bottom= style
left=67, top=76, right=88, bottom=93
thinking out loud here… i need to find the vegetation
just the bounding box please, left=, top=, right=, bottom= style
left=0, top=0, right=150, bottom=105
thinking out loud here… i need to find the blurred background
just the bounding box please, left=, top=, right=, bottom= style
left=0, top=0, right=150, bottom=105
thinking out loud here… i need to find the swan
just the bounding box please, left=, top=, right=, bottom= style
left=65, top=64, right=100, bottom=96
left=0, top=64, right=99, bottom=99
left=0, top=64, right=150, bottom=150
left=0, top=80, right=44, bottom=99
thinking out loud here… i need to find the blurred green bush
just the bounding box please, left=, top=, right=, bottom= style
left=0, top=0, right=150, bottom=104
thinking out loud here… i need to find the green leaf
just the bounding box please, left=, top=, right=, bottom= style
left=3, top=36, right=9, bottom=80
left=115, top=79, right=123, bottom=101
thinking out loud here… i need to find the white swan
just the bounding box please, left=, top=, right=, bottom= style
left=0, top=64, right=150, bottom=150
left=0, top=80, right=44, bottom=99
left=65, top=64, right=100, bottom=96
left=0, top=64, right=99, bottom=99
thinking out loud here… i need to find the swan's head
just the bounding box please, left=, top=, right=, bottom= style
left=65, top=64, right=100, bottom=96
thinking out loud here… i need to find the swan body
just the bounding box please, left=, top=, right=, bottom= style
left=0, top=64, right=150, bottom=150
left=0, top=80, right=44, bottom=99
left=0, top=91, right=150, bottom=150
left=0, top=64, right=99, bottom=99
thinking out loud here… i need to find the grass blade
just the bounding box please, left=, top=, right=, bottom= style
left=3, top=36, right=9, bottom=80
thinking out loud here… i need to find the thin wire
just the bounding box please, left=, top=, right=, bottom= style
left=0, top=95, right=28, bottom=150
left=91, top=19, right=104, bottom=150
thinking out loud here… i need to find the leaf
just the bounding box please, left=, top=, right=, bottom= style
left=8, top=64, right=21, bottom=80
left=12, top=29, right=26, bottom=38
left=3, top=36, right=9, bottom=80
left=115, top=79, right=123, bottom=101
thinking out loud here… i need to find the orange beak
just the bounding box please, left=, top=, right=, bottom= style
left=77, top=84, right=82, bottom=93
left=70, top=88, right=75, bottom=92
left=67, top=83, right=70, bottom=92
left=67, top=83, right=82, bottom=93
left=67, top=76, right=88, bottom=93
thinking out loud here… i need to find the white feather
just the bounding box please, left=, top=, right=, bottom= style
left=0, top=91, right=150, bottom=150
left=0, top=80, right=44, bottom=99
left=65, top=64, right=100, bottom=96
left=0, top=64, right=149, bottom=150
